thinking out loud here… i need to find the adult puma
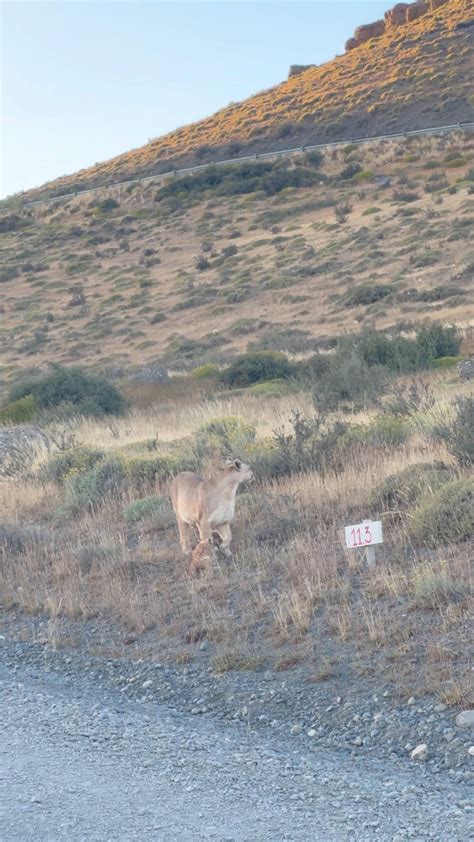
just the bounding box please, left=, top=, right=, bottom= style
left=170, top=459, right=253, bottom=557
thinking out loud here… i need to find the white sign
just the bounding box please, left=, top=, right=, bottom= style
left=345, top=520, right=383, bottom=549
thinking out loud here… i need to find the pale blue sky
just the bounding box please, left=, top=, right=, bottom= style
left=1, top=1, right=389, bottom=197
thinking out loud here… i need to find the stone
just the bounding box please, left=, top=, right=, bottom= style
left=456, top=710, right=474, bottom=729
left=468, top=746, right=474, bottom=756
left=142, top=680, right=153, bottom=690
left=410, top=743, right=428, bottom=760
left=354, top=21, right=386, bottom=42
left=353, top=736, right=363, bottom=747
left=434, top=703, right=447, bottom=712
left=407, top=697, right=416, bottom=706
left=288, top=64, right=315, bottom=79
left=458, top=359, right=474, bottom=381
left=291, top=724, right=302, bottom=735
left=406, top=1, right=428, bottom=22
left=385, top=3, right=410, bottom=27
left=307, top=728, right=317, bottom=737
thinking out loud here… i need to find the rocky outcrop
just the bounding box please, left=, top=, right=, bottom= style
left=407, top=0, right=428, bottom=21
left=288, top=65, right=315, bottom=78
left=385, top=3, right=411, bottom=27
left=345, top=0, right=449, bottom=51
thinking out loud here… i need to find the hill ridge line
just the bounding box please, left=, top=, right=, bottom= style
left=21, top=120, right=474, bottom=209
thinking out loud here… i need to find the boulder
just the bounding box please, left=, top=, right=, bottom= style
left=354, top=20, right=386, bottom=43
left=407, top=1, right=429, bottom=22
left=345, top=37, right=359, bottom=52
left=458, top=359, right=474, bottom=381
left=0, top=425, right=50, bottom=478
left=385, top=3, right=410, bottom=28
left=288, top=64, right=315, bottom=78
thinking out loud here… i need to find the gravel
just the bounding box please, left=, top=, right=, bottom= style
left=0, top=636, right=472, bottom=841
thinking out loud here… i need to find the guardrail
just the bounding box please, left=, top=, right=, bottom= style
left=23, top=121, right=474, bottom=208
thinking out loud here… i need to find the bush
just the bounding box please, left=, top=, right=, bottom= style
left=256, top=412, right=350, bottom=478
left=221, top=351, right=294, bottom=388
left=352, top=415, right=409, bottom=448
left=9, top=365, right=125, bottom=418
left=339, top=163, right=362, bottom=180
left=155, top=161, right=318, bottom=203
left=191, top=363, right=220, bottom=380
left=39, top=446, right=106, bottom=485
left=248, top=379, right=288, bottom=397
left=123, top=454, right=179, bottom=489
left=312, top=351, right=387, bottom=410
left=93, top=198, right=119, bottom=214
left=0, top=394, right=36, bottom=425
left=415, top=323, right=460, bottom=362
left=61, top=457, right=126, bottom=515
left=194, top=416, right=257, bottom=460
left=124, top=495, right=167, bottom=524
left=370, top=462, right=454, bottom=511
left=436, top=397, right=473, bottom=467
left=342, top=284, right=393, bottom=307
left=408, top=478, right=473, bottom=546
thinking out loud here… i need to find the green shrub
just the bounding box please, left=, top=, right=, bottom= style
left=155, top=161, right=317, bottom=203
left=191, top=363, right=220, bottom=380
left=408, top=478, right=473, bottom=546
left=251, top=412, right=350, bottom=479
left=436, top=397, right=473, bottom=468
left=347, top=331, right=421, bottom=373
left=353, top=415, right=409, bottom=448
left=0, top=394, right=36, bottom=425
left=123, top=454, right=179, bottom=489
left=248, top=379, right=288, bottom=397
left=312, top=351, right=387, bottom=410
left=341, top=284, right=393, bottom=307
left=352, top=170, right=374, bottom=182
left=61, top=457, right=126, bottom=515
left=124, top=495, right=167, bottom=524
left=370, top=462, right=454, bottom=511
left=432, top=355, right=463, bottom=369
left=194, top=416, right=257, bottom=459
left=444, top=157, right=466, bottom=168
left=39, top=446, right=106, bottom=485
left=415, top=323, right=460, bottom=362
left=93, top=198, right=119, bottom=214
left=9, top=365, right=125, bottom=417
left=221, top=351, right=294, bottom=388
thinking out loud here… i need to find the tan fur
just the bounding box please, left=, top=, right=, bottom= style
left=189, top=540, right=216, bottom=576
left=170, top=459, right=253, bottom=557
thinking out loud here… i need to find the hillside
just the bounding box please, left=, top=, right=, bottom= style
left=1, top=129, right=473, bottom=388
left=9, top=0, right=474, bottom=203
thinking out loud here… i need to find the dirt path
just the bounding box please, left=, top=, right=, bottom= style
left=0, top=638, right=471, bottom=841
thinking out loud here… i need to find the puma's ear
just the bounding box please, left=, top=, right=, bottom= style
left=233, top=459, right=242, bottom=470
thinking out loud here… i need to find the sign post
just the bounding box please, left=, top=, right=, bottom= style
left=344, top=520, right=383, bottom=568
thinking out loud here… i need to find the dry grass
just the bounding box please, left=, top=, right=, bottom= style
left=1, top=377, right=472, bottom=703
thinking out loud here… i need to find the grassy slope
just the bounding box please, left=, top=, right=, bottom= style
left=1, top=131, right=473, bottom=389
left=8, top=0, right=474, bottom=202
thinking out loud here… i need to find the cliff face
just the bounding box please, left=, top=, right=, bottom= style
left=345, top=0, right=449, bottom=50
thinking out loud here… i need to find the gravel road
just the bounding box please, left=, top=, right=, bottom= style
left=0, top=637, right=471, bottom=841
